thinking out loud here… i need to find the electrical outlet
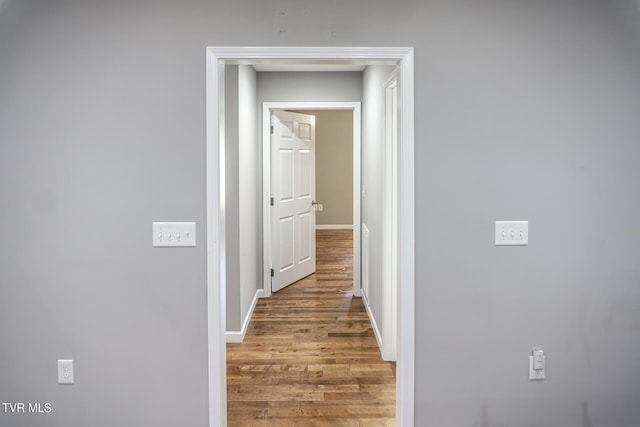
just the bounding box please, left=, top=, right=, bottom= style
left=529, top=349, right=545, bottom=381
left=58, top=360, right=74, bottom=385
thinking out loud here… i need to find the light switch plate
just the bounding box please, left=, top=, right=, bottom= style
left=153, top=222, right=196, bottom=247
left=495, top=221, right=528, bottom=246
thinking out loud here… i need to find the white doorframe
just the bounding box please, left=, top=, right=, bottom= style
left=382, top=71, right=399, bottom=362
left=206, top=46, right=415, bottom=427
left=262, top=102, right=362, bottom=298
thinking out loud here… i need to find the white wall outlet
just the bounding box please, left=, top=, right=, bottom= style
left=495, top=220, right=528, bottom=246
left=152, top=222, right=196, bottom=247
left=58, top=359, right=74, bottom=385
left=529, top=349, right=545, bottom=381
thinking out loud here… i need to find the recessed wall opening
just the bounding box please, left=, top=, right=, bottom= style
left=206, top=47, right=415, bottom=427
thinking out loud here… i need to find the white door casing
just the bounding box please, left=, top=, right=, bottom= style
left=382, top=72, right=399, bottom=361
left=271, top=111, right=316, bottom=292
left=206, top=47, right=415, bottom=427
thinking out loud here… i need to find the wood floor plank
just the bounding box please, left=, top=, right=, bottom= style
left=227, top=230, right=395, bottom=426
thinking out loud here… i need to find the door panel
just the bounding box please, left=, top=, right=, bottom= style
left=298, top=211, right=312, bottom=263
left=298, top=150, right=311, bottom=197
left=279, top=149, right=294, bottom=202
left=279, top=216, right=295, bottom=271
left=271, top=110, right=316, bottom=292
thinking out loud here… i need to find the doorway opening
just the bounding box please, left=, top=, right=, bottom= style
left=262, top=103, right=362, bottom=298
left=206, top=46, right=415, bottom=427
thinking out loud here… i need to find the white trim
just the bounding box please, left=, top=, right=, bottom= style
left=397, top=47, right=415, bottom=427
left=261, top=104, right=272, bottom=299
left=362, top=292, right=384, bottom=357
left=226, top=289, right=263, bottom=343
left=315, top=224, right=353, bottom=230
left=361, top=223, right=370, bottom=301
left=352, top=106, right=362, bottom=299
left=382, top=70, right=399, bottom=362
left=206, top=46, right=415, bottom=427
left=262, top=101, right=361, bottom=298
left=205, top=49, right=226, bottom=427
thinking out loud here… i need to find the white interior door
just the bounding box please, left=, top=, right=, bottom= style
left=271, top=110, right=316, bottom=292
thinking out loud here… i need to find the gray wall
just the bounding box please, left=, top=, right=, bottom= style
left=0, top=1, right=212, bottom=426
left=225, top=64, right=259, bottom=333
left=416, top=2, right=640, bottom=425
left=294, top=110, right=354, bottom=227
left=225, top=65, right=241, bottom=331
left=1, top=1, right=640, bottom=427
left=237, top=65, right=259, bottom=327
left=257, top=72, right=363, bottom=105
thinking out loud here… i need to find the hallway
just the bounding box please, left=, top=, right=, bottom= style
left=227, top=229, right=396, bottom=426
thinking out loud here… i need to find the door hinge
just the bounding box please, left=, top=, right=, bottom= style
left=270, top=268, right=274, bottom=278
left=270, top=125, right=274, bottom=134
left=270, top=197, right=274, bottom=206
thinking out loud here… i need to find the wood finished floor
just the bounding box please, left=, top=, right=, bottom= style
left=227, top=229, right=396, bottom=426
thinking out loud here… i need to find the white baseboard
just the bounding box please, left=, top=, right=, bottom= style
left=316, top=224, right=353, bottom=230
left=226, top=289, right=263, bottom=343
left=362, top=291, right=384, bottom=357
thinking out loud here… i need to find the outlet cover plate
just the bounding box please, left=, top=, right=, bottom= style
left=58, top=359, right=74, bottom=385
left=529, top=355, right=545, bottom=380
